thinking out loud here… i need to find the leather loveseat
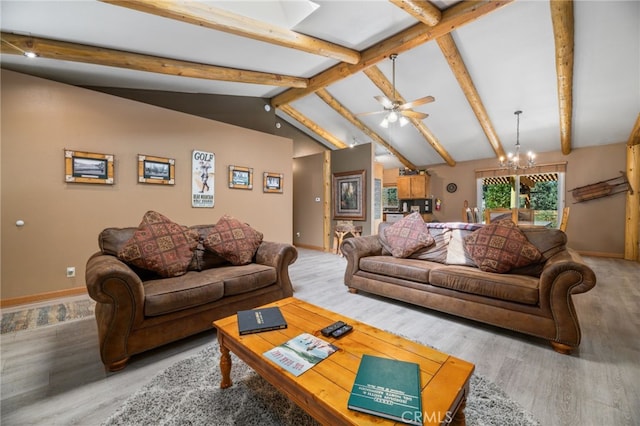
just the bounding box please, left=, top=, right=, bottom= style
left=341, top=218, right=596, bottom=354
left=86, top=212, right=297, bottom=371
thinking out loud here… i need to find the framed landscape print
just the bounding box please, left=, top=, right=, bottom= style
left=65, top=149, right=114, bottom=184
left=138, top=154, right=175, bottom=185
left=229, top=165, right=253, bottom=190
left=333, top=169, right=366, bottom=220
left=263, top=172, right=283, bottom=193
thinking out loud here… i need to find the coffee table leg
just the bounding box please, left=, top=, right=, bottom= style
left=450, top=397, right=467, bottom=426
left=219, top=337, right=232, bottom=389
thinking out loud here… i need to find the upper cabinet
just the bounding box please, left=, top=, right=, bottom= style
left=397, top=174, right=429, bottom=199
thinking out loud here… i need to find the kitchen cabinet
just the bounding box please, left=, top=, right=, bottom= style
left=397, top=174, right=429, bottom=199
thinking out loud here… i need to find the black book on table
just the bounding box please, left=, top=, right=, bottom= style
left=237, top=306, right=287, bottom=335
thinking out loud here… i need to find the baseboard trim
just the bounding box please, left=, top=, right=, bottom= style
left=576, top=250, right=624, bottom=259
left=293, top=243, right=328, bottom=252
left=0, top=287, right=88, bottom=308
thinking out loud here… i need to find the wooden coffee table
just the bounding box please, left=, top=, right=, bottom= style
left=213, top=297, right=475, bottom=425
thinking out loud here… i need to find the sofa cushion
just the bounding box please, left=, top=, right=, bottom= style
left=143, top=270, right=225, bottom=316
left=204, top=215, right=263, bottom=266
left=117, top=211, right=199, bottom=278
left=429, top=266, right=539, bottom=305
left=382, top=212, right=435, bottom=258
left=445, top=229, right=478, bottom=266
left=464, top=220, right=542, bottom=273
left=360, top=256, right=434, bottom=283
left=188, top=225, right=230, bottom=271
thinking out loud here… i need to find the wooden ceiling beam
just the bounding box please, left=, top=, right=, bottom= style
left=550, top=0, right=574, bottom=155
left=363, top=66, right=456, bottom=166
left=0, top=32, right=308, bottom=88
left=315, top=88, right=417, bottom=170
left=278, top=104, right=348, bottom=150
left=436, top=33, right=506, bottom=159
left=388, top=0, right=442, bottom=27
left=101, top=0, right=360, bottom=65
left=271, top=0, right=513, bottom=108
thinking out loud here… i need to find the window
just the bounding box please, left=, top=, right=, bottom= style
left=478, top=172, right=565, bottom=227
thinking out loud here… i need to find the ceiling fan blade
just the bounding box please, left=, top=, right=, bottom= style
left=356, top=110, right=387, bottom=117
left=400, top=110, right=429, bottom=119
left=374, top=95, right=394, bottom=109
left=398, top=96, right=435, bottom=111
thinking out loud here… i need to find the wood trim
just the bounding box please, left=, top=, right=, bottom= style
left=314, top=88, right=416, bottom=170
left=271, top=0, right=514, bottom=107
left=362, top=65, right=456, bottom=166
left=323, top=151, right=332, bottom=252
left=100, top=0, right=360, bottom=64
left=437, top=33, right=506, bottom=159
left=475, top=162, right=568, bottom=178
left=388, top=0, right=442, bottom=26
left=278, top=105, right=347, bottom=149
left=625, top=113, right=640, bottom=261
left=576, top=250, right=624, bottom=259
left=0, top=32, right=309, bottom=88
left=550, top=0, right=574, bottom=155
left=0, top=287, right=87, bottom=308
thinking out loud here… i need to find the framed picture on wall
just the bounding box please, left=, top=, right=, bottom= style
left=229, top=165, right=253, bottom=190
left=332, top=169, right=366, bottom=220
left=64, top=149, right=114, bottom=184
left=138, top=154, right=175, bottom=185
left=263, top=172, right=283, bottom=193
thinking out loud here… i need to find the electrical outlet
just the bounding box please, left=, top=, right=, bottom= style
left=66, top=267, right=76, bottom=278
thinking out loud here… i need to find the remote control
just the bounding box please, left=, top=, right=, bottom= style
left=331, top=324, right=353, bottom=338
left=321, top=321, right=346, bottom=337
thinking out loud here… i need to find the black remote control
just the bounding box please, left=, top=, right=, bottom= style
left=321, top=321, right=346, bottom=337
left=331, top=324, right=353, bottom=338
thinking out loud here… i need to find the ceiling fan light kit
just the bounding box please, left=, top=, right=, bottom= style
left=359, top=53, right=434, bottom=129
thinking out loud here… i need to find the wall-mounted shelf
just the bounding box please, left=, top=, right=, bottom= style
left=569, top=172, right=633, bottom=203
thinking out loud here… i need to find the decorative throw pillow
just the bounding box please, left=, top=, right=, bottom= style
left=117, top=211, right=199, bottom=278
left=383, top=212, right=435, bottom=258
left=203, top=215, right=263, bottom=265
left=464, top=220, right=542, bottom=273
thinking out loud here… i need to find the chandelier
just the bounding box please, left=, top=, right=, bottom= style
left=499, top=110, right=535, bottom=170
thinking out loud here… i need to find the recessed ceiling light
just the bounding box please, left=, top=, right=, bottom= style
left=264, top=104, right=271, bottom=112
left=23, top=51, right=38, bottom=58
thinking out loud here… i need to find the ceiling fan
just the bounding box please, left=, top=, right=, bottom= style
left=358, top=53, right=435, bottom=128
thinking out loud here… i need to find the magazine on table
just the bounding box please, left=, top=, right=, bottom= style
left=263, top=333, right=338, bottom=377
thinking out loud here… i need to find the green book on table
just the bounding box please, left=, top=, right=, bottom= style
left=237, top=306, right=287, bottom=335
left=348, top=354, right=422, bottom=426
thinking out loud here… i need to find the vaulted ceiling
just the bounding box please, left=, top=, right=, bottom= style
left=1, top=1, right=638, bottom=169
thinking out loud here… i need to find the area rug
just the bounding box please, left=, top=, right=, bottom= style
left=0, top=299, right=95, bottom=334
left=103, top=343, right=540, bottom=426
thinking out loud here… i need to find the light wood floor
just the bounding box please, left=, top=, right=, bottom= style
left=1, top=249, right=639, bottom=425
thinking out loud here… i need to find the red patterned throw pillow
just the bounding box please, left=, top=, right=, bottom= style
left=464, top=219, right=542, bottom=273
left=203, top=215, right=263, bottom=265
left=117, top=211, right=199, bottom=278
left=383, top=212, right=435, bottom=258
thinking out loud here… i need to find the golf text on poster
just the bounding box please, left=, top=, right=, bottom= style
left=192, top=150, right=215, bottom=208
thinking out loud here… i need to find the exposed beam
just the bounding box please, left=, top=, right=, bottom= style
left=278, top=104, right=348, bottom=150
left=363, top=66, right=456, bottom=166
left=436, top=33, right=506, bottom=159
left=315, top=88, right=417, bottom=170
left=101, top=0, right=360, bottom=65
left=0, top=32, right=308, bottom=88
left=271, top=1, right=513, bottom=108
left=550, top=0, right=574, bottom=155
left=388, top=0, right=442, bottom=26
left=625, top=113, right=640, bottom=261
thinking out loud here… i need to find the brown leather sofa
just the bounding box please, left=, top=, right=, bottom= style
left=341, top=222, right=596, bottom=354
left=86, top=224, right=297, bottom=371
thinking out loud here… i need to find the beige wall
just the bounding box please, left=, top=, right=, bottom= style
left=1, top=70, right=293, bottom=300
left=384, top=143, right=628, bottom=256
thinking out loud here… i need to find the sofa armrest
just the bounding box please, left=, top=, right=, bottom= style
left=255, top=241, right=297, bottom=297
left=538, top=248, right=596, bottom=346
left=85, top=252, right=147, bottom=366
left=340, top=235, right=383, bottom=286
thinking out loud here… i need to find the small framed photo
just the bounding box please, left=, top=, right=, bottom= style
left=65, top=149, right=114, bottom=184
left=263, top=172, right=283, bottom=193
left=138, top=154, right=175, bottom=185
left=229, top=165, right=253, bottom=190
